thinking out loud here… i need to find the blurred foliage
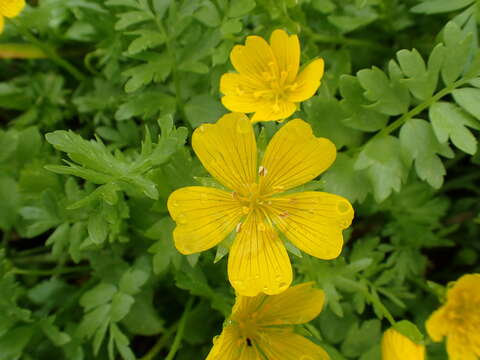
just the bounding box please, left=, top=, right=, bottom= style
left=0, top=0, right=480, bottom=359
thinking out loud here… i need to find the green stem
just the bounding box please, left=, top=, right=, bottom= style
left=10, top=19, right=85, bottom=81
left=165, top=297, right=194, bottom=360
left=348, top=77, right=472, bottom=156
left=12, top=265, right=90, bottom=276
left=140, top=323, right=179, bottom=360
left=2, top=230, right=11, bottom=256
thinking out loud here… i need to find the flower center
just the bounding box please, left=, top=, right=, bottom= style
left=234, top=183, right=266, bottom=214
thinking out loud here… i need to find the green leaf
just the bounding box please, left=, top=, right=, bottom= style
left=356, top=136, right=411, bottom=202
left=0, top=176, right=20, bottom=231
left=399, top=119, right=453, bottom=188
left=115, top=92, right=175, bottom=121
left=339, top=75, right=389, bottom=131
left=122, top=53, right=171, bottom=93
left=195, top=0, right=221, bottom=27
left=121, top=293, right=164, bottom=336
left=88, top=213, right=109, bottom=245
left=40, top=317, right=71, bottom=346
left=357, top=67, right=410, bottom=116
left=304, top=97, right=363, bottom=149
left=441, top=21, right=472, bottom=85
left=227, top=0, right=256, bottom=17
left=411, top=0, right=474, bottom=14
left=114, top=10, right=153, bottom=30
left=127, top=29, right=166, bottom=55
left=323, top=153, right=370, bottom=203
left=397, top=45, right=444, bottom=100
left=184, top=94, right=226, bottom=128
left=0, top=326, right=34, bottom=360
left=110, top=293, right=135, bottom=322
left=341, top=320, right=381, bottom=357
left=429, top=101, right=478, bottom=154
left=119, top=268, right=149, bottom=295
left=452, top=87, right=480, bottom=120
left=392, top=320, right=424, bottom=344
left=80, top=283, right=117, bottom=311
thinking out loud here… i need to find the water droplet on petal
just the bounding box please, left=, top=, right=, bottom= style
left=254, top=274, right=261, bottom=279
left=263, top=285, right=269, bottom=292
left=258, top=222, right=266, bottom=232
left=337, top=200, right=351, bottom=214
left=278, top=281, right=288, bottom=289
left=273, top=185, right=284, bottom=192
left=177, top=213, right=187, bottom=224
left=171, top=200, right=179, bottom=207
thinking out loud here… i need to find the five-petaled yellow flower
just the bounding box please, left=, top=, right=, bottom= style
left=381, top=328, right=425, bottom=360
left=220, top=29, right=324, bottom=123
left=206, top=282, right=330, bottom=360
left=0, top=0, right=25, bottom=34
left=168, top=113, right=354, bottom=296
left=426, top=273, right=480, bottom=360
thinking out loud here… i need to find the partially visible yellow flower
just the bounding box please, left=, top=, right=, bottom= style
left=168, top=113, right=353, bottom=296
left=0, top=0, right=25, bottom=34
left=426, top=273, right=480, bottom=360
left=381, top=328, right=425, bottom=360
left=220, top=29, right=324, bottom=122
left=206, top=282, right=330, bottom=360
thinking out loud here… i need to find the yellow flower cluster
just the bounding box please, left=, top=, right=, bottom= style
left=0, top=0, right=25, bottom=33
left=169, top=27, right=480, bottom=360
left=426, top=274, right=480, bottom=360
left=168, top=28, right=351, bottom=359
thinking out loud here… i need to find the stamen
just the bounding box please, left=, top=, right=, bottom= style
left=258, top=166, right=268, bottom=176
left=236, top=222, right=242, bottom=233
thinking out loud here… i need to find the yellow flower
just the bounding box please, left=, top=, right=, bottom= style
left=426, top=273, right=480, bottom=360
left=206, top=282, right=330, bottom=360
left=381, top=328, right=425, bottom=360
left=0, top=0, right=25, bottom=34
left=220, top=29, right=324, bottom=123
left=168, top=113, right=353, bottom=296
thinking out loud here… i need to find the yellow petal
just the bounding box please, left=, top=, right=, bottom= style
left=425, top=307, right=448, bottom=342
left=192, top=113, right=257, bottom=195
left=259, top=119, right=336, bottom=194
left=228, top=211, right=292, bottom=296
left=220, top=73, right=260, bottom=113
left=230, top=35, right=277, bottom=83
left=446, top=334, right=478, bottom=360
left=289, top=58, right=325, bottom=102
left=269, top=29, right=300, bottom=84
left=256, top=282, right=325, bottom=325
left=259, top=329, right=330, bottom=360
left=206, top=327, right=244, bottom=360
left=168, top=186, right=242, bottom=254
left=381, top=328, right=425, bottom=360
left=269, top=192, right=353, bottom=260
left=250, top=100, right=297, bottom=123
left=0, top=0, right=25, bottom=18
